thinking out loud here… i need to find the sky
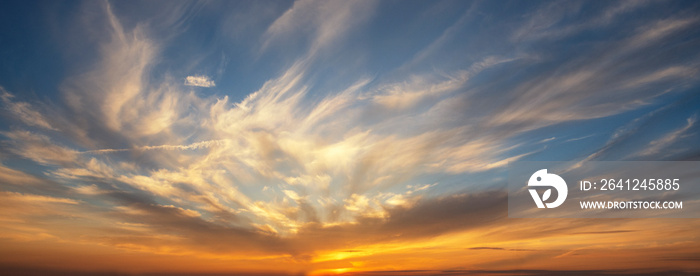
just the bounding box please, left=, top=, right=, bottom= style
left=0, top=0, right=700, bottom=275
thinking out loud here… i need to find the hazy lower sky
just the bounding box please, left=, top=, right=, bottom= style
left=0, top=1, right=699, bottom=275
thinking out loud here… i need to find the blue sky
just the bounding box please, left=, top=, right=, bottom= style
left=0, top=1, right=699, bottom=274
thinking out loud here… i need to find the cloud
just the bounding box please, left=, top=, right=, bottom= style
left=184, top=75, right=215, bottom=87
left=486, top=17, right=700, bottom=131
left=564, top=134, right=595, bottom=143
left=1, top=130, right=79, bottom=166
left=512, top=1, right=652, bottom=42
left=83, top=139, right=227, bottom=153
left=0, top=87, right=56, bottom=130
left=262, top=0, right=375, bottom=55
left=0, top=191, right=78, bottom=205
left=370, top=56, right=518, bottom=110
left=57, top=1, right=204, bottom=145
left=0, top=164, right=45, bottom=187
left=637, top=115, right=696, bottom=157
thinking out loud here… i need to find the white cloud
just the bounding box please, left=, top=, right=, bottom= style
left=0, top=88, right=56, bottom=130
left=60, top=1, right=194, bottom=139
left=184, top=75, right=216, bottom=87
left=511, top=1, right=652, bottom=41
left=262, top=0, right=375, bottom=55
left=638, top=115, right=696, bottom=157
left=283, top=189, right=301, bottom=201
left=84, top=139, right=227, bottom=153
left=1, top=130, right=79, bottom=166
left=370, top=56, right=517, bottom=110
left=1, top=191, right=78, bottom=205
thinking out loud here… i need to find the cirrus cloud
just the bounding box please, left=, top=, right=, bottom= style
left=184, top=75, right=215, bottom=87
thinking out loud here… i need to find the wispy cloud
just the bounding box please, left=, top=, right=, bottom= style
left=1, top=130, right=79, bottom=166
left=637, top=115, right=696, bottom=157
left=564, top=134, right=595, bottom=143
left=261, top=0, right=375, bottom=56
left=370, top=56, right=518, bottom=110
left=512, top=1, right=653, bottom=42
left=184, top=75, right=216, bottom=87
left=84, top=139, right=227, bottom=153
left=0, top=87, right=56, bottom=130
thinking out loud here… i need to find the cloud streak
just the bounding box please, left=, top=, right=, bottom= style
left=84, top=139, right=227, bottom=153
left=184, top=75, right=216, bottom=87
left=0, top=87, right=56, bottom=130
left=637, top=115, right=697, bottom=157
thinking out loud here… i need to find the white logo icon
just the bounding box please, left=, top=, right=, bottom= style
left=528, top=169, right=568, bottom=208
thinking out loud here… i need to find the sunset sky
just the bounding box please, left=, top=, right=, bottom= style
left=1, top=0, right=700, bottom=275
